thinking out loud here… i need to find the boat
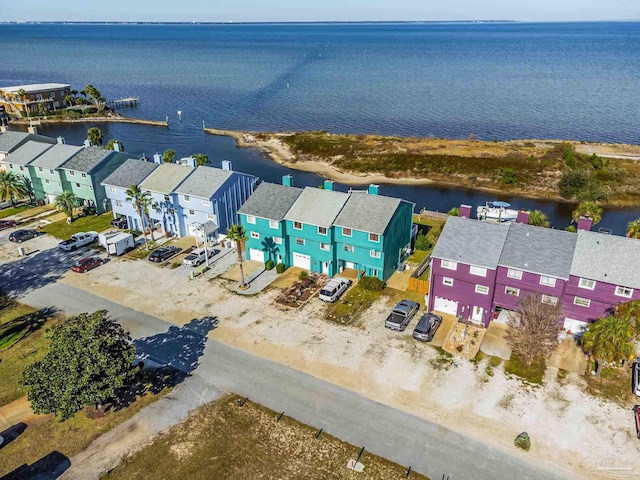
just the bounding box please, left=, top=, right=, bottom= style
left=476, top=201, right=519, bottom=223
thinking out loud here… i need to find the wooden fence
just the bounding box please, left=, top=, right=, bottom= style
left=407, top=254, right=431, bottom=294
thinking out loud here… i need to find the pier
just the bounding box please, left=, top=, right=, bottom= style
left=106, top=96, right=140, bottom=108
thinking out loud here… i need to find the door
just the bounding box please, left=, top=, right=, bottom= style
left=345, top=261, right=355, bottom=269
left=292, top=252, right=311, bottom=270
left=471, top=306, right=484, bottom=323
left=249, top=248, right=265, bottom=262
left=434, top=297, right=458, bottom=315
left=47, top=194, right=56, bottom=204
left=322, top=262, right=329, bottom=274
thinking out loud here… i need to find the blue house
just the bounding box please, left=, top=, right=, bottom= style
left=101, top=159, right=159, bottom=230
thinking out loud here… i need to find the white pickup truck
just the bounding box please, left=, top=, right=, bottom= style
left=58, top=231, right=98, bottom=251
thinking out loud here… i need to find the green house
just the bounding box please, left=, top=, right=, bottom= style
left=3, top=140, right=55, bottom=202
left=29, top=144, right=83, bottom=204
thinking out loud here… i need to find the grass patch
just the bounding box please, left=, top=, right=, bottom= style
left=584, top=367, right=635, bottom=407
left=412, top=214, right=446, bottom=230
left=504, top=355, right=546, bottom=385
left=125, top=240, right=159, bottom=260
left=429, top=346, right=454, bottom=371
left=326, top=282, right=383, bottom=326
left=0, top=204, right=32, bottom=219
left=103, top=394, right=429, bottom=480
left=488, top=356, right=502, bottom=367
left=382, top=287, right=425, bottom=309
left=40, top=213, right=113, bottom=239
left=406, top=250, right=429, bottom=265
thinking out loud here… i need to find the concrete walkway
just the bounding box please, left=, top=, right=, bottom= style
left=231, top=268, right=277, bottom=295
left=0, top=396, right=50, bottom=430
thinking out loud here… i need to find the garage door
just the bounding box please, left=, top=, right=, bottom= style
left=563, top=318, right=588, bottom=336
left=434, top=297, right=458, bottom=315
left=249, top=248, right=265, bottom=263
left=292, top=252, right=311, bottom=270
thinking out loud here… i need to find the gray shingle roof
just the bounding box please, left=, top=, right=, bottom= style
left=2, top=140, right=53, bottom=166
left=570, top=230, right=640, bottom=289
left=59, top=146, right=115, bottom=173
left=30, top=144, right=83, bottom=169
left=139, top=163, right=194, bottom=194
left=432, top=216, right=510, bottom=269
left=284, top=187, right=350, bottom=228
left=498, top=223, right=577, bottom=279
left=334, top=193, right=404, bottom=235
left=173, top=166, right=233, bottom=199
left=101, top=159, right=159, bottom=189
left=238, top=182, right=303, bottom=221
left=0, top=131, right=55, bottom=154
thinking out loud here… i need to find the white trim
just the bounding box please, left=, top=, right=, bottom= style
left=317, top=226, right=327, bottom=236
left=505, top=286, right=520, bottom=296
left=507, top=268, right=523, bottom=280
left=269, top=220, right=278, bottom=229
left=273, top=236, right=283, bottom=245
left=470, top=266, right=487, bottom=277
left=541, top=294, right=558, bottom=306
left=343, top=244, right=354, bottom=253
left=539, top=276, right=556, bottom=287
left=443, top=277, right=454, bottom=287
left=320, top=243, right=329, bottom=251
left=614, top=286, right=633, bottom=298
left=573, top=296, right=591, bottom=307
left=370, top=249, right=381, bottom=258
left=246, top=215, right=256, bottom=224
left=475, top=284, right=489, bottom=295
left=578, top=278, right=596, bottom=290
left=369, top=232, right=380, bottom=243
left=295, top=237, right=305, bottom=246
left=293, top=221, right=303, bottom=230
left=342, top=227, right=352, bottom=237
left=250, top=231, right=260, bottom=239
left=441, top=259, right=457, bottom=271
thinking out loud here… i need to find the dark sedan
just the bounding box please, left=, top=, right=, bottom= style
left=0, top=220, right=17, bottom=231
left=148, top=246, right=182, bottom=263
left=72, top=256, right=104, bottom=273
left=8, top=229, right=39, bottom=243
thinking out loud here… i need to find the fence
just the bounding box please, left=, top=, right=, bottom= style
left=407, top=254, right=431, bottom=294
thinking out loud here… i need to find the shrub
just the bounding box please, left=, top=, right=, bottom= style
left=558, top=170, right=588, bottom=199
left=498, top=167, right=518, bottom=185
left=275, top=263, right=286, bottom=274
left=414, top=233, right=432, bottom=251
left=359, top=276, right=385, bottom=292
left=265, top=259, right=275, bottom=270
left=514, top=432, right=531, bottom=452
left=299, top=270, right=309, bottom=280
left=447, top=207, right=460, bottom=216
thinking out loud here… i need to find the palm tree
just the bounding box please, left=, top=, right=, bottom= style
left=64, top=94, right=75, bottom=107
left=613, top=299, right=640, bottom=340
left=582, top=315, right=634, bottom=377
left=125, top=185, right=152, bottom=250
left=572, top=200, right=603, bottom=226
left=227, top=224, right=248, bottom=288
left=87, top=127, right=103, bottom=146
left=16, top=88, right=28, bottom=116
left=192, top=154, right=210, bottom=167
left=105, top=139, right=125, bottom=151
left=162, top=149, right=176, bottom=163
left=626, top=219, right=640, bottom=239
left=0, top=171, right=28, bottom=206
left=54, top=191, right=78, bottom=222
left=20, top=175, right=35, bottom=205
left=528, top=210, right=550, bottom=228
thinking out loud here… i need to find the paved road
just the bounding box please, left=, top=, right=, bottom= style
left=20, top=282, right=574, bottom=480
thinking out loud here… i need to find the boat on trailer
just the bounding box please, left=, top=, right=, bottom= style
left=477, top=201, right=519, bottom=222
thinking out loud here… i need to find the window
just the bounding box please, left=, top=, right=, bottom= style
left=251, top=231, right=260, bottom=239
left=574, top=296, right=591, bottom=307
left=370, top=250, right=381, bottom=258
left=318, top=226, right=327, bottom=235
left=344, top=245, right=354, bottom=253
left=441, top=260, right=457, bottom=270
left=342, top=227, right=352, bottom=237
left=188, top=209, right=195, bottom=215
left=115, top=200, right=122, bottom=207
left=475, top=285, right=489, bottom=295
left=44, top=179, right=50, bottom=184
left=109, top=186, right=116, bottom=193
left=470, top=266, right=487, bottom=277
left=19, top=166, right=24, bottom=171
left=507, top=268, right=523, bottom=280
left=320, top=243, right=330, bottom=251
left=541, top=295, right=558, bottom=306
left=246, top=215, right=256, bottom=224
left=89, top=185, right=93, bottom=191
left=207, top=213, right=215, bottom=220
left=293, top=221, right=302, bottom=230
left=164, top=194, right=170, bottom=202
left=75, top=183, right=81, bottom=188
left=615, top=286, right=633, bottom=298
left=273, top=237, right=283, bottom=245
left=269, top=220, right=278, bottom=229
left=201, top=199, right=209, bottom=206
left=69, top=171, right=75, bottom=176
left=369, top=233, right=379, bottom=242
left=539, top=276, right=556, bottom=287
left=184, top=195, right=190, bottom=202
left=443, top=277, right=454, bottom=287
left=296, top=238, right=305, bottom=246
left=578, top=278, right=596, bottom=290
left=49, top=169, right=54, bottom=174
left=505, top=286, right=520, bottom=296
left=38, top=167, right=43, bottom=172
left=81, top=173, right=87, bottom=178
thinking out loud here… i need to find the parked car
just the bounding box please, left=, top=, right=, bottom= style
left=385, top=300, right=420, bottom=331
left=413, top=313, right=443, bottom=342
left=71, top=256, right=104, bottom=273
left=110, top=216, right=129, bottom=229
left=182, top=247, right=216, bottom=267
left=148, top=246, right=182, bottom=263
left=632, top=362, right=640, bottom=397
left=319, top=277, right=352, bottom=302
left=0, top=220, right=17, bottom=231
left=58, top=231, right=98, bottom=251
left=8, top=229, right=39, bottom=243
left=634, top=405, right=640, bottom=440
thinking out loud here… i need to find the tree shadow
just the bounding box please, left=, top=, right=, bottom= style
left=0, top=307, right=58, bottom=349
left=0, top=422, right=27, bottom=450
left=1, top=450, right=70, bottom=480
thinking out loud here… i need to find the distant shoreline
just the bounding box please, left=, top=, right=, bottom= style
left=10, top=113, right=168, bottom=128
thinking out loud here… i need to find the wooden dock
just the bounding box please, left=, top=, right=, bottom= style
left=106, top=96, right=139, bottom=108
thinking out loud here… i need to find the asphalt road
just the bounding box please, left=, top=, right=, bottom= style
left=18, top=282, right=575, bottom=480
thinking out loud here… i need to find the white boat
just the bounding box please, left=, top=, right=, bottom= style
left=476, top=201, right=519, bottom=222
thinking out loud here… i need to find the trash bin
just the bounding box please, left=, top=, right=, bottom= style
left=17, top=246, right=25, bottom=257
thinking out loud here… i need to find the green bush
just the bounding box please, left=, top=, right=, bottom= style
left=265, top=259, right=275, bottom=270
left=447, top=207, right=460, bottom=216
left=414, top=233, right=432, bottom=251
left=558, top=170, right=588, bottom=199
left=275, top=263, right=286, bottom=274
left=299, top=270, right=309, bottom=280
left=498, top=167, right=518, bottom=185
left=514, top=432, right=531, bottom=452
left=359, top=276, right=385, bottom=292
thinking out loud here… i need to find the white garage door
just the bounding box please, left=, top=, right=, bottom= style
left=563, top=318, right=588, bottom=336
left=292, top=252, right=311, bottom=270
left=249, top=248, right=265, bottom=262
left=434, top=297, right=458, bottom=315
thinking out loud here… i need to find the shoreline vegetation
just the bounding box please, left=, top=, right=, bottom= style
left=11, top=111, right=168, bottom=128
left=204, top=127, right=640, bottom=207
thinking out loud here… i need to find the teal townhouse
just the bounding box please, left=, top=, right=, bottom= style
left=29, top=144, right=84, bottom=204
left=3, top=141, right=55, bottom=192
left=0, top=130, right=56, bottom=160
left=239, top=176, right=414, bottom=281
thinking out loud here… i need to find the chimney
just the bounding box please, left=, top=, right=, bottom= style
left=182, top=156, right=196, bottom=168
left=282, top=174, right=293, bottom=187
left=153, top=153, right=162, bottom=164
left=221, top=160, right=232, bottom=171
left=368, top=184, right=380, bottom=195
left=323, top=179, right=334, bottom=191
left=83, top=139, right=91, bottom=148
left=56, top=136, right=66, bottom=145
left=28, top=125, right=38, bottom=135
left=577, top=216, right=593, bottom=231
left=113, top=141, right=122, bottom=152
left=516, top=210, right=529, bottom=224
left=459, top=204, right=472, bottom=219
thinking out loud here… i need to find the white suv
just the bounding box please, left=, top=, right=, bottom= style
left=182, top=247, right=214, bottom=267
left=319, top=278, right=352, bottom=302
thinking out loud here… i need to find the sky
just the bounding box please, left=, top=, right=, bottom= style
left=1, top=0, right=638, bottom=22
